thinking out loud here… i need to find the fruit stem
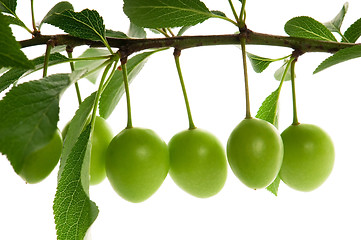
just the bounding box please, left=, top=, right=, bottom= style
left=90, top=63, right=113, bottom=129
left=240, top=37, right=251, bottom=119
left=30, top=0, right=39, bottom=35
left=42, top=41, right=52, bottom=78
left=66, top=47, right=82, bottom=105
left=227, top=0, right=240, bottom=24
left=173, top=49, right=196, bottom=130
left=121, top=58, right=133, bottom=129
left=290, top=58, right=299, bottom=125
left=239, top=0, right=247, bottom=27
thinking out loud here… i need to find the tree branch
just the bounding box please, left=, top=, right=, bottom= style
left=19, top=28, right=358, bottom=56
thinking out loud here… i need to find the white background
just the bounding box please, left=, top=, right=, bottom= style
left=1, top=0, right=361, bottom=239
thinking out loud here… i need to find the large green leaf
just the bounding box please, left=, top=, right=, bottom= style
left=0, top=12, right=34, bottom=69
left=54, top=124, right=98, bottom=240
left=99, top=50, right=161, bottom=119
left=324, top=2, right=348, bottom=33
left=343, top=18, right=361, bottom=43
left=44, top=9, right=107, bottom=43
left=0, top=0, right=16, bottom=14
left=0, top=72, right=83, bottom=173
left=314, top=45, right=361, bottom=73
left=123, top=0, right=214, bottom=28
left=74, top=49, right=110, bottom=84
left=59, top=92, right=96, bottom=179
left=3, top=14, right=26, bottom=28
left=285, top=16, right=337, bottom=42
left=39, top=1, right=73, bottom=29
left=0, top=53, right=68, bottom=93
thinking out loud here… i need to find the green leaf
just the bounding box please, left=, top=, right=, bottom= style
left=58, top=92, right=96, bottom=180
left=0, top=53, right=68, bottom=93
left=0, top=72, right=81, bottom=173
left=343, top=17, right=361, bottom=43
left=128, top=22, right=146, bottom=38
left=256, top=76, right=286, bottom=196
left=274, top=62, right=292, bottom=81
left=247, top=52, right=274, bottom=73
left=74, top=49, right=110, bottom=84
left=106, top=29, right=128, bottom=39
left=324, top=2, right=348, bottom=33
left=285, top=16, right=337, bottom=42
left=211, top=10, right=226, bottom=18
left=314, top=45, right=361, bottom=73
left=177, top=26, right=192, bottom=36
left=39, top=1, right=73, bottom=29
left=54, top=124, right=98, bottom=240
left=99, top=50, right=161, bottom=119
left=0, top=13, right=34, bottom=69
left=123, top=0, right=213, bottom=28
left=266, top=175, right=280, bottom=196
left=44, top=9, right=107, bottom=43
left=3, top=14, right=26, bottom=28
left=0, top=0, right=16, bottom=15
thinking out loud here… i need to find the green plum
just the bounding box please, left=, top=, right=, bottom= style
left=279, top=123, right=335, bottom=192
left=19, top=129, right=62, bottom=184
left=227, top=118, right=283, bottom=189
left=168, top=128, right=227, bottom=198
left=62, top=116, right=113, bottom=185
left=106, top=127, right=169, bottom=203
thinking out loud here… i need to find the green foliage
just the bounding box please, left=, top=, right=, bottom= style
left=99, top=50, right=162, bottom=119
left=44, top=9, right=108, bottom=44
left=285, top=16, right=337, bottom=41
left=0, top=53, right=68, bottom=93
left=39, top=1, right=74, bottom=29
left=74, top=49, right=110, bottom=83
left=314, top=45, right=361, bottom=73
left=324, top=2, right=348, bottom=33
left=343, top=17, right=361, bottom=43
left=128, top=22, right=146, bottom=38
left=106, top=29, right=128, bottom=39
left=3, top=14, right=26, bottom=28
left=274, top=62, right=292, bottom=81
left=123, top=0, right=214, bottom=28
left=0, top=0, right=16, bottom=14
left=0, top=13, right=33, bottom=69
left=0, top=72, right=81, bottom=173
left=246, top=52, right=274, bottom=73
left=54, top=125, right=99, bottom=240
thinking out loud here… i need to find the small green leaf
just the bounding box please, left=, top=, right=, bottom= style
left=285, top=16, right=337, bottom=42
left=3, top=15, right=26, bottom=28
left=58, top=92, right=96, bottom=180
left=274, top=62, right=292, bottom=81
left=211, top=10, right=226, bottom=18
left=343, top=17, right=361, bottom=43
left=128, top=22, right=146, bottom=38
left=177, top=26, right=192, bottom=36
left=106, top=29, right=128, bottom=39
left=314, top=45, right=361, bottom=73
left=54, top=124, right=98, bottom=240
left=266, top=175, right=280, bottom=196
left=247, top=52, right=274, bottom=73
left=99, top=50, right=161, bottom=119
left=324, top=2, right=348, bottom=33
left=44, top=9, right=107, bottom=43
left=74, top=49, right=110, bottom=84
left=123, top=0, right=213, bottom=28
left=0, top=0, right=16, bottom=15
left=0, top=13, right=34, bottom=69
left=39, top=1, right=73, bottom=29
left=0, top=72, right=80, bottom=173
left=0, top=53, right=68, bottom=93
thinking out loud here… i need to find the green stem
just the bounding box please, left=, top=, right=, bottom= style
left=90, top=63, right=113, bottom=129
left=279, top=57, right=294, bottom=88
left=174, top=49, right=196, bottom=130
left=240, top=37, right=251, bottom=119
left=66, top=49, right=82, bottom=105
left=81, top=58, right=115, bottom=80
left=290, top=59, right=299, bottom=125
left=227, top=0, right=240, bottom=24
left=239, top=0, right=247, bottom=27
left=121, top=59, right=133, bottom=129
left=30, top=0, right=38, bottom=34
left=43, top=42, right=52, bottom=77
left=101, top=60, right=119, bottom=93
